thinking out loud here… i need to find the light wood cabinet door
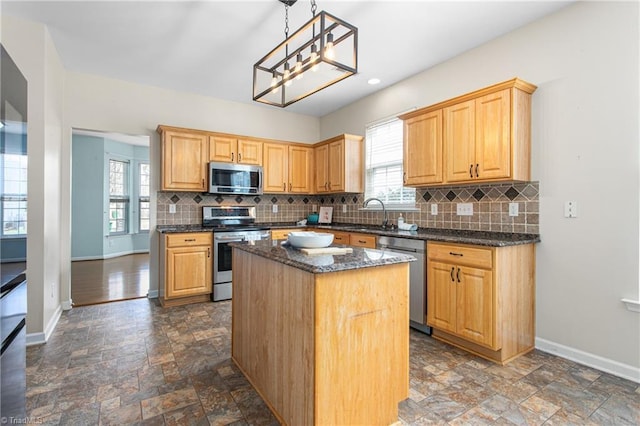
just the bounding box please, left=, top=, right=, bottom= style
left=330, top=231, right=350, bottom=245
left=209, top=135, right=236, bottom=163
left=444, top=99, right=476, bottom=183
left=328, top=141, right=345, bottom=192
left=288, top=146, right=313, bottom=193
left=161, top=131, right=208, bottom=191
left=475, top=89, right=510, bottom=180
left=427, top=261, right=457, bottom=333
left=456, top=266, right=494, bottom=347
left=238, top=139, right=263, bottom=165
left=349, top=233, right=376, bottom=248
left=314, top=144, right=329, bottom=193
left=161, top=232, right=213, bottom=300
left=263, top=143, right=288, bottom=193
left=404, top=110, right=443, bottom=185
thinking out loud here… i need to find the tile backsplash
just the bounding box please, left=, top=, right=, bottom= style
left=157, top=181, right=539, bottom=234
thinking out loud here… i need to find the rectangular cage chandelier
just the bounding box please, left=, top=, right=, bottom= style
left=253, top=0, right=358, bottom=108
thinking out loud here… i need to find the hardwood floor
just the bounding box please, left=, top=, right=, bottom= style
left=71, top=253, right=149, bottom=306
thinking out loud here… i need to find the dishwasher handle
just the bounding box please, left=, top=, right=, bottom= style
left=378, top=245, right=423, bottom=254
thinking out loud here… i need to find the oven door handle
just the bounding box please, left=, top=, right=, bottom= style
left=215, top=236, right=245, bottom=242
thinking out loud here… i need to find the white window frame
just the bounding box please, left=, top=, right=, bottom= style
left=138, top=162, right=150, bottom=232
left=0, top=153, right=28, bottom=237
left=364, top=116, right=416, bottom=210
left=108, top=159, right=129, bottom=235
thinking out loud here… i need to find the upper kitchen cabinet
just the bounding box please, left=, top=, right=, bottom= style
left=400, top=78, right=536, bottom=187
left=401, top=110, right=443, bottom=185
left=263, top=143, right=314, bottom=193
left=209, top=134, right=262, bottom=165
left=314, top=134, right=364, bottom=194
left=158, top=126, right=209, bottom=191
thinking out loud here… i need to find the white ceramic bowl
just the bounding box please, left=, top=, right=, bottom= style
left=287, top=231, right=334, bottom=248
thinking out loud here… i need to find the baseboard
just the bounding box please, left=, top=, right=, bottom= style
left=0, top=257, right=26, bottom=263
left=535, top=337, right=640, bottom=383
left=147, top=290, right=158, bottom=298
left=26, top=304, right=63, bottom=346
left=72, top=249, right=149, bottom=261
left=62, top=299, right=73, bottom=310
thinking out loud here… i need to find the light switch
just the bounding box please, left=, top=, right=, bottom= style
left=509, top=203, right=519, bottom=217
left=564, top=201, right=578, bottom=218
left=169, top=204, right=176, bottom=214
left=431, top=204, right=438, bottom=215
left=342, top=204, right=347, bottom=213
left=272, top=204, right=278, bottom=213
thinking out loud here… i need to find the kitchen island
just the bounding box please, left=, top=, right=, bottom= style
left=230, top=240, right=415, bottom=426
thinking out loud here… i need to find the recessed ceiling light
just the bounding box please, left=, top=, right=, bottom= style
left=368, top=78, right=381, bottom=85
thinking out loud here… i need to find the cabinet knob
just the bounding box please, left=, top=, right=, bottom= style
left=450, top=267, right=455, bottom=282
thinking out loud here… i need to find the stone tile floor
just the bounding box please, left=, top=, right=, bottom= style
left=26, top=298, right=639, bottom=425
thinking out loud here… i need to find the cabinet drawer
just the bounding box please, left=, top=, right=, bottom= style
left=331, top=231, right=350, bottom=244
left=271, top=229, right=300, bottom=240
left=427, top=242, right=492, bottom=269
left=166, top=233, right=212, bottom=247
left=350, top=233, right=376, bottom=248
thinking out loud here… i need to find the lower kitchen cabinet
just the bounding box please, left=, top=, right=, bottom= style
left=159, top=232, right=213, bottom=307
left=427, top=241, right=535, bottom=364
left=349, top=233, right=377, bottom=248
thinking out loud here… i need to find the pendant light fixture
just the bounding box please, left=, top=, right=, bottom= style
left=253, top=0, right=358, bottom=108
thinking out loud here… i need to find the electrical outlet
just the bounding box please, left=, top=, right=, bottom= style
left=312, top=204, right=317, bottom=211
left=342, top=204, right=347, bottom=213
left=509, top=202, right=519, bottom=217
left=272, top=204, right=278, bottom=213
left=431, top=204, right=438, bottom=215
left=564, top=201, right=578, bottom=218
left=169, top=204, right=176, bottom=214
left=456, top=203, right=473, bottom=216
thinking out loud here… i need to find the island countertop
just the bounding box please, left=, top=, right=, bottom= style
left=229, top=240, right=415, bottom=274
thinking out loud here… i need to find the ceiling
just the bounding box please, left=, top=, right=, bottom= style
left=3, top=1, right=571, bottom=117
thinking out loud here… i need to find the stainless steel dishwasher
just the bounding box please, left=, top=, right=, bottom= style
left=377, top=236, right=431, bottom=335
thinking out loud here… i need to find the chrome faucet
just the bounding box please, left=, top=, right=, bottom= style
left=363, top=197, right=389, bottom=229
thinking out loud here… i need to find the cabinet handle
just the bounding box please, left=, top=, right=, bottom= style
left=328, top=181, right=331, bottom=189
left=450, top=267, right=455, bottom=282
left=403, top=172, right=407, bottom=184
left=325, top=182, right=328, bottom=190
left=358, top=240, right=366, bottom=244
left=283, top=183, right=286, bottom=191
left=289, top=183, right=292, bottom=191
left=231, top=152, right=234, bottom=162
left=456, top=267, right=461, bottom=283
left=238, top=152, right=242, bottom=162
left=449, top=252, right=463, bottom=257
left=475, top=163, right=479, bottom=178
left=185, top=238, right=196, bottom=242
left=469, top=164, right=473, bottom=178
left=202, top=179, right=205, bottom=187
left=208, top=247, right=210, bottom=258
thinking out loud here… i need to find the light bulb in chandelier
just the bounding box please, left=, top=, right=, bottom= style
left=270, top=72, right=279, bottom=94
left=325, top=32, right=335, bottom=60
left=310, top=44, right=319, bottom=72
left=294, top=53, right=303, bottom=80
left=283, top=62, right=292, bottom=87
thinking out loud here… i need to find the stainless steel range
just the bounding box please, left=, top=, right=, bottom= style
left=202, top=206, right=270, bottom=301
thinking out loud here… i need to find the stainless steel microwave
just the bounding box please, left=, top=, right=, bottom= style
left=209, top=162, right=263, bottom=195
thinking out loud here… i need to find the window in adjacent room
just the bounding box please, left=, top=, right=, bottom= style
left=139, top=163, right=150, bottom=232
left=1, top=153, right=28, bottom=236
left=364, top=117, right=416, bottom=207
left=109, top=159, right=129, bottom=234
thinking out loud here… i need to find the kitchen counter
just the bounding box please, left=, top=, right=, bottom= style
left=157, top=223, right=539, bottom=247
left=229, top=240, right=415, bottom=274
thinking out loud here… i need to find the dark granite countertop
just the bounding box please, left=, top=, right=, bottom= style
left=157, top=223, right=540, bottom=247
left=229, top=240, right=415, bottom=274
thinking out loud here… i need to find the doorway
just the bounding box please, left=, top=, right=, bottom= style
left=70, top=129, right=150, bottom=305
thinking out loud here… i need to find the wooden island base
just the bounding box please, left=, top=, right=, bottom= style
left=231, top=249, right=409, bottom=426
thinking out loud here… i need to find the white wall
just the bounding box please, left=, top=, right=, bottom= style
left=321, top=1, right=640, bottom=379
left=1, top=15, right=65, bottom=339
